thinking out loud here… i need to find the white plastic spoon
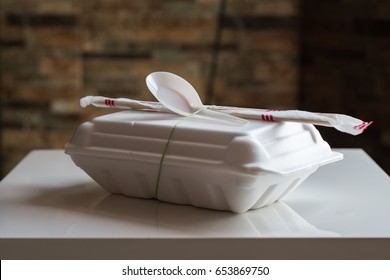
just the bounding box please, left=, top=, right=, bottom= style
left=146, top=72, right=247, bottom=126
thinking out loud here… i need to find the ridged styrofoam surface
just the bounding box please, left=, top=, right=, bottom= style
left=65, top=110, right=342, bottom=213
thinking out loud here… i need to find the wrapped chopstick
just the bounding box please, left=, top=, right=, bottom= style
left=80, top=95, right=372, bottom=135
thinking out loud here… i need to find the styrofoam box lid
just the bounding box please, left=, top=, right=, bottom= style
left=65, top=110, right=342, bottom=175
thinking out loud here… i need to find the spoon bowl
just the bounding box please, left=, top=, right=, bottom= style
left=146, top=72, right=247, bottom=126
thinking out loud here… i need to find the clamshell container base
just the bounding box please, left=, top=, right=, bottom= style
left=65, top=111, right=343, bottom=213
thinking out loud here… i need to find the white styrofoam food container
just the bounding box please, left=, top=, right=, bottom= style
left=65, top=110, right=342, bottom=213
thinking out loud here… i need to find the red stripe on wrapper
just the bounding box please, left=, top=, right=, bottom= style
left=261, top=114, right=274, bottom=122
left=353, top=121, right=373, bottom=131
left=105, top=99, right=115, bottom=107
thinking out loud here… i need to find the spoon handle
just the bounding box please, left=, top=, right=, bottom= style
left=196, top=108, right=248, bottom=126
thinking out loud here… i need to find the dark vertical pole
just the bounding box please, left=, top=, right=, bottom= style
left=0, top=24, right=3, bottom=178
left=297, top=0, right=306, bottom=110
left=205, top=0, right=228, bottom=105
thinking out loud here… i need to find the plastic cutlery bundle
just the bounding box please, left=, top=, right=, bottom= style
left=80, top=71, right=372, bottom=135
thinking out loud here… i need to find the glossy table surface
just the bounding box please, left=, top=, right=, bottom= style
left=1, top=149, right=389, bottom=259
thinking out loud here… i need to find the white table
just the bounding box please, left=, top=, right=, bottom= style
left=0, top=149, right=389, bottom=259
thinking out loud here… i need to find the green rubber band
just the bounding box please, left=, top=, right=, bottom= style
left=154, top=108, right=206, bottom=199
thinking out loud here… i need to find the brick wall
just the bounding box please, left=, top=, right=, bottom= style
left=1, top=0, right=389, bottom=176
left=1, top=0, right=300, bottom=176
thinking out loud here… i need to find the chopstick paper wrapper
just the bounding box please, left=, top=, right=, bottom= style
left=80, top=96, right=372, bottom=136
